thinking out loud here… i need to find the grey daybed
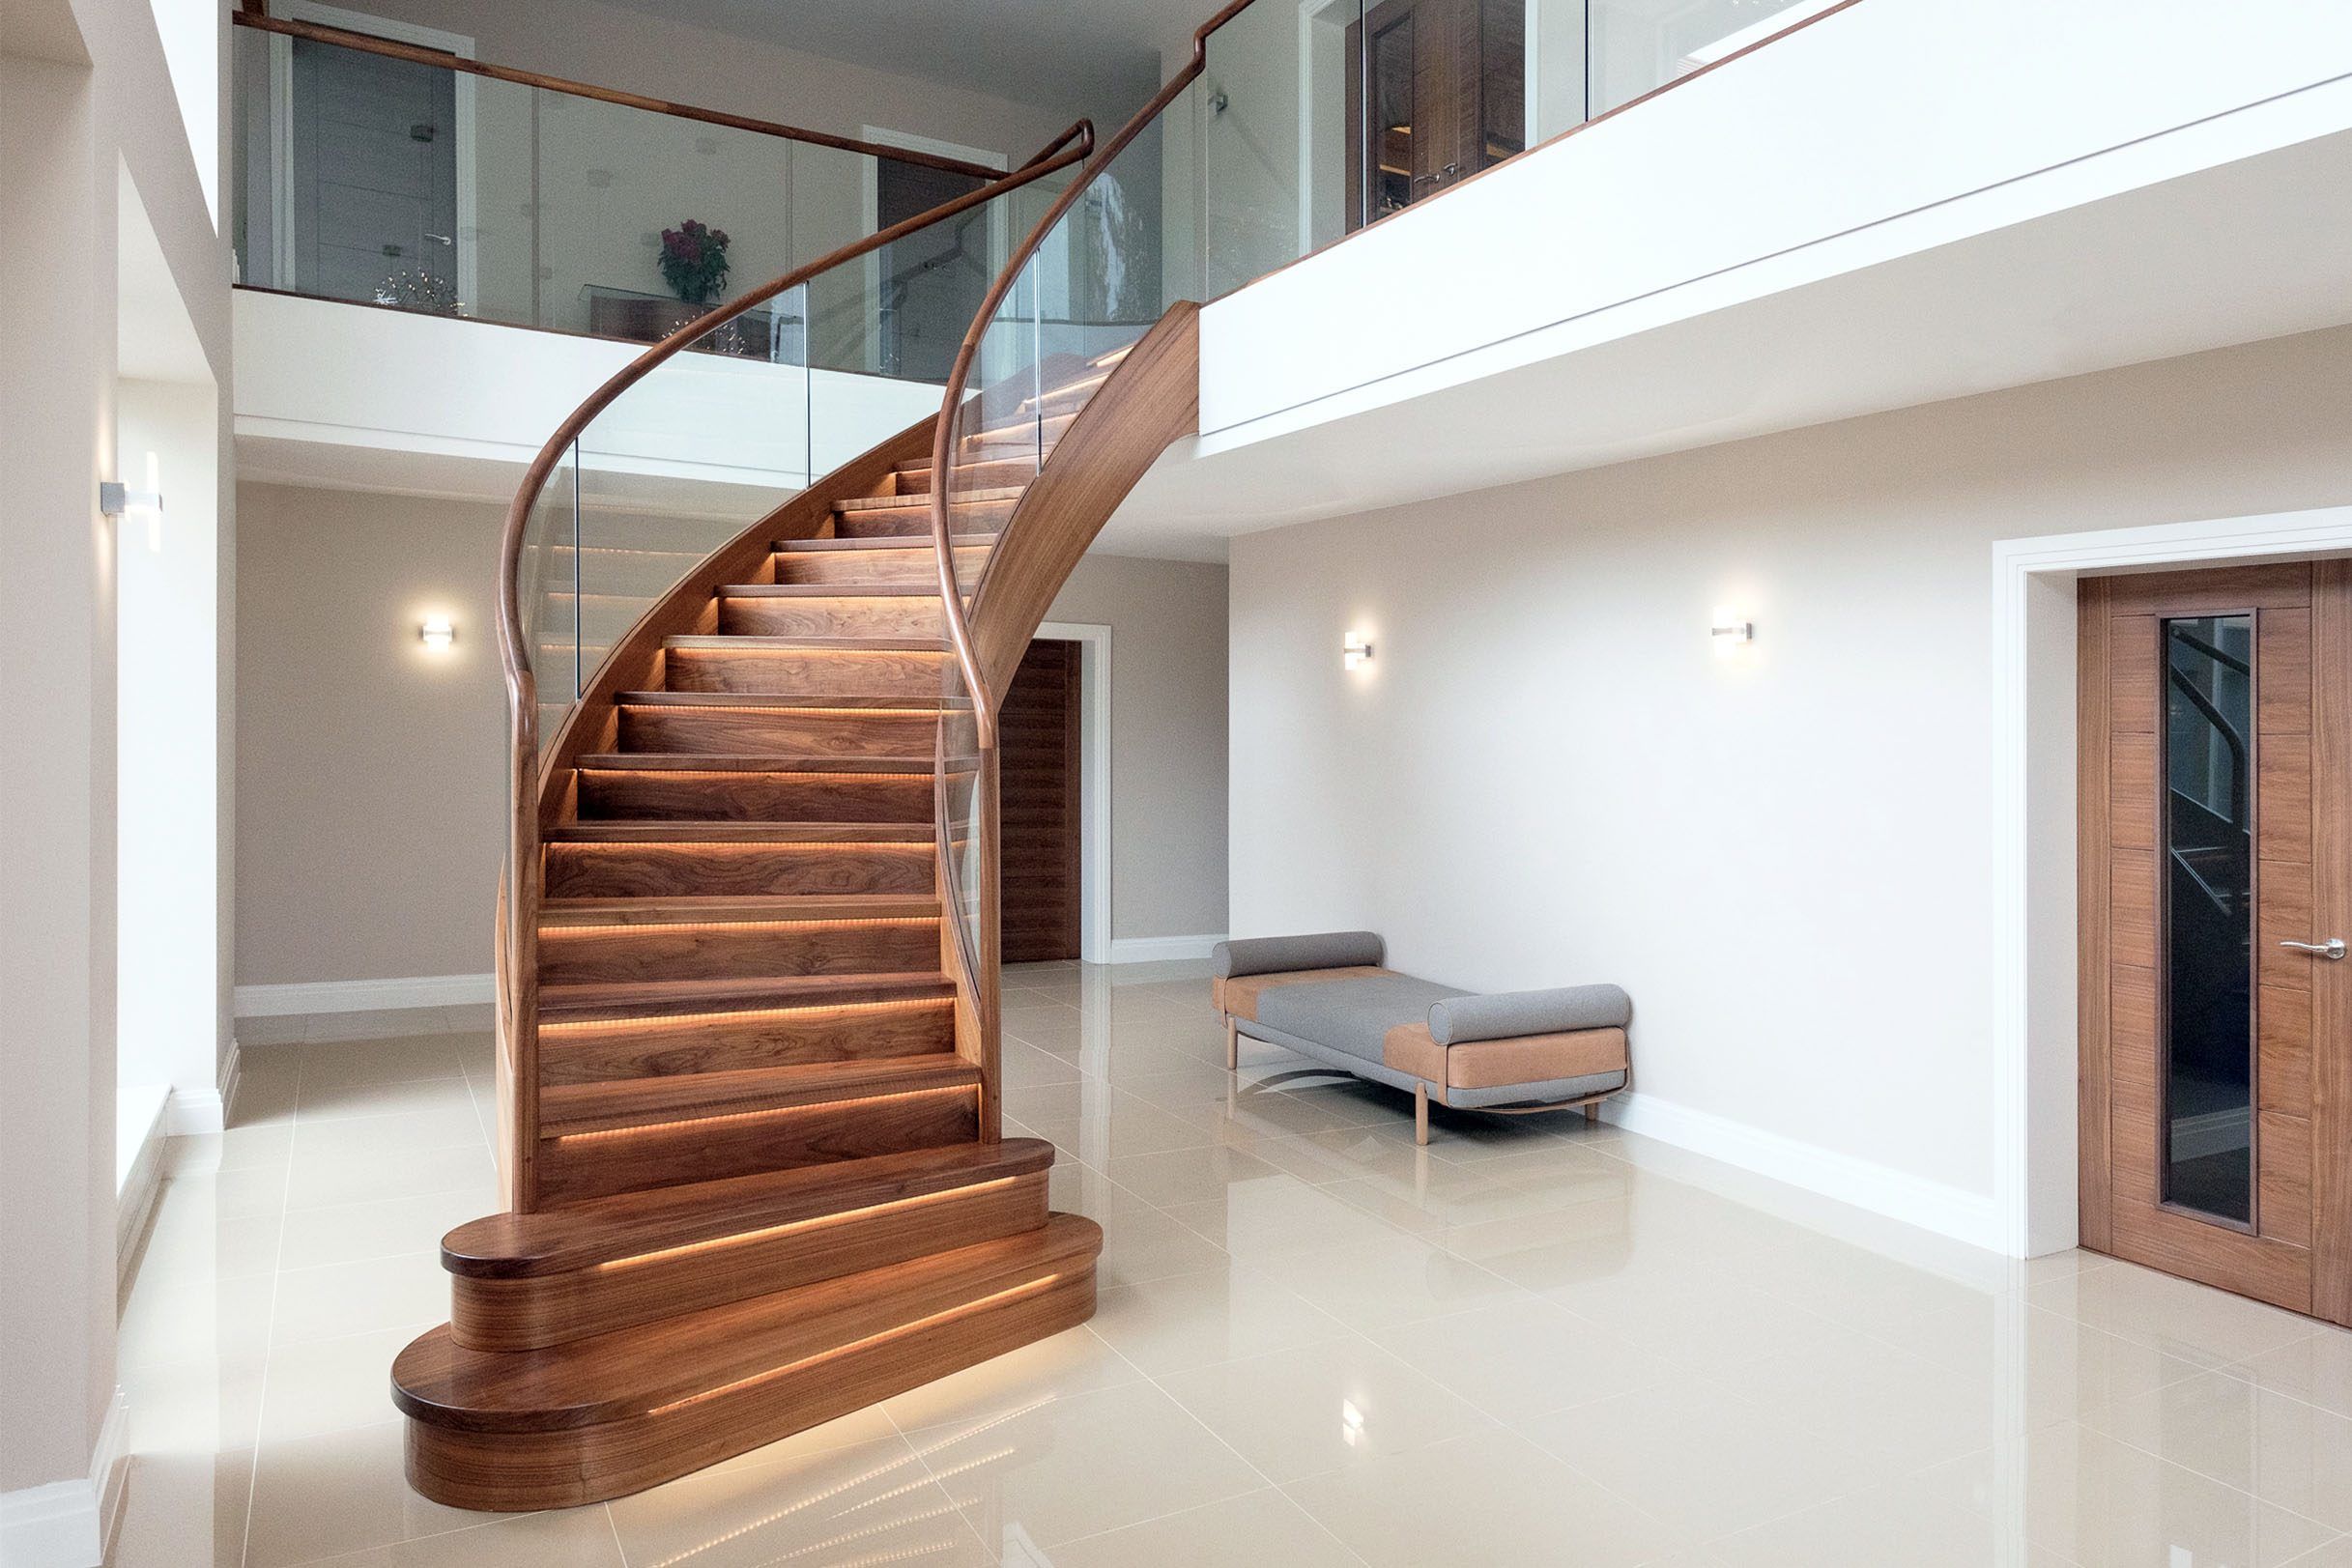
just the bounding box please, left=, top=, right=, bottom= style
left=1210, top=931, right=1630, bottom=1145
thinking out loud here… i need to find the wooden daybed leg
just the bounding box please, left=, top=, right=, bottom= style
left=1223, top=1014, right=1238, bottom=1071
left=1584, top=1101, right=1600, bottom=1124
left=1415, top=1083, right=1429, bottom=1146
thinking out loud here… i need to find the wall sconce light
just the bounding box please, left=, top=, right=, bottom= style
left=100, top=451, right=165, bottom=553
left=1342, top=630, right=1374, bottom=671
left=419, top=614, right=457, bottom=651
left=1340, top=1399, right=1366, bottom=1447
left=1710, top=609, right=1754, bottom=657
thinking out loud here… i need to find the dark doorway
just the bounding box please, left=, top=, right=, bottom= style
left=997, top=639, right=1083, bottom=964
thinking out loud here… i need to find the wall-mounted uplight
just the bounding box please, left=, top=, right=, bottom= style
left=1710, top=609, right=1754, bottom=658
left=419, top=614, right=457, bottom=651
left=1342, top=630, right=1374, bottom=671
left=1340, top=1399, right=1366, bottom=1447
left=99, top=451, right=165, bottom=553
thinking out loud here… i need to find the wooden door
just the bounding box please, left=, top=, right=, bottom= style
left=1345, top=0, right=1524, bottom=230
left=997, top=640, right=1082, bottom=964
left=2080, top=561, right=2352, bottom=1324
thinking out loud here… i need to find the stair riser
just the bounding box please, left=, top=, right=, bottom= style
left=665, top=647, right=946, bottom=696
left=771, top=548, right=988, bottom=586
left=543, top=842, right=936, bottom=899
left=532, top=1085, right=981, bottom=1205
left=537, top=999, right=955, bottom=1083
left=404, top=1267, right=1094, bottom=1509
left=537, top=920, right=940, bottom=986
left=449, top=1171, right=1049, bottom=1351
left=575, top=770, right=934, bottom=823
left=617, top=704, right=940, bottom=756
left=716, top=595, right=944, bottom=638
left=831, top=499, right=1014, bottom=539
left=890, top=457, right=1039, bottom=494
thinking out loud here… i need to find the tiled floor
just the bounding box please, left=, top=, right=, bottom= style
left=115, top=960, right=2352, bottom=1566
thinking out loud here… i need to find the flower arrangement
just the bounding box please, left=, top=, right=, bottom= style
left=658, top=219, right=732, bottom=306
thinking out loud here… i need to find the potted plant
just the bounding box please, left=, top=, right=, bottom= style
left=658, top=219, right=732, bottom=307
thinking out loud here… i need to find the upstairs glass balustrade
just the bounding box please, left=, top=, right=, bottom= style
left=228, top=14, right=1039, bottom=372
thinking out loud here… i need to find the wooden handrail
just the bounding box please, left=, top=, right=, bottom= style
left=231, top=10, right=1011, bottom=179
left=926, top=0, right=1257, bottom=746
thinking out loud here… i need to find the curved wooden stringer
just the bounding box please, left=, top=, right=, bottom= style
left=392, top=306, right=1199, bottom=1512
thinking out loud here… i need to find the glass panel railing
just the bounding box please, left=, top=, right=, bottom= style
left=565, top=291, right=812, bottom=696
left=230, top=17, right=1013, bottom=345
left=940, top=125, right=1176, bottom=548
left=1186, top=0, right=1841, bottom=294
left=505, top=157, right=1086, bottom=728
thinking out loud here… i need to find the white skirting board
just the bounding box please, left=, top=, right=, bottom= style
left=233, top=972, right=496, bottom=1016
left=0, top=1390, right=128, bottom=1568
left=1105, top=934, right=1226, bottom=964
left=1597, top=1090, right=2004, bottom=1253
left=163, top=1041, right=242, bottom=1136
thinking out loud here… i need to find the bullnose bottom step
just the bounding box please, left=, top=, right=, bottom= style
left=396, top=1212, right=1104, bottom=1510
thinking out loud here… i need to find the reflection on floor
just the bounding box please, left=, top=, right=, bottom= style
left=117, top=960, right=2352, bottom=1567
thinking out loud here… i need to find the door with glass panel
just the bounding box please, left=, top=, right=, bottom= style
left=2080, top=562, right=2352, bottom=1325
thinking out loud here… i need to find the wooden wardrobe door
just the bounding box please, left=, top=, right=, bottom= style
left=997, top=641, right=1081, bottom=965
left=2081, top=562, right=2352, bottom=1323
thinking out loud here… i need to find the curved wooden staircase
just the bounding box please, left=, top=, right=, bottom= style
left=391, top=105, right=1201, bottom=1499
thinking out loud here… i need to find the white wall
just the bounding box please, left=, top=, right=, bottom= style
left=2, top=0, right=231, bottom=1550
left=116, top=377, right=227, bottom=1130
left=1197, top=0, right=2352, bottom=444
left=348, top=0, right=1082, bottom=169
left=233, top=288, right=942, bottom=498
left=1228, top=324, right=2352, bottom=1234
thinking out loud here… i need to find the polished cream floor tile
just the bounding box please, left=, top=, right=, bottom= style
left=1038, top=1485, right=1367, bottom=1566
left=930, top=1379, right=1267, bottom=1550
left=114, top=972, right=2352, bottom=1566
left=1913, top=1421, right=2343, bottom=1567
left=1157, top=1336, right=1494, bottom=1483
left=607, top=1431, right=990, bottom=1566
left=1283, top=1426, right=1687, bottom=1568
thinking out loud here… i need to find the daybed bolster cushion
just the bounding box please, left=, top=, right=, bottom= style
left=1426, top=984, right=1632, bottom=1045
left=1384, top=1022, right=1628, bottom=1092
left=1212, top=931, right=1386, bottom=980
left=1214, top=966, right=1392, bottom=1023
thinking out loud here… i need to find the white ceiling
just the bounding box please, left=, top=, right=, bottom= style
left=604, top=0, right=1177, bottom=122
left=1103, top=125, right=2352, bottom=561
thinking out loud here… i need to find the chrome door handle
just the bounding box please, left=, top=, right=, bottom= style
left=2280, top=939, right=2347, bottom=960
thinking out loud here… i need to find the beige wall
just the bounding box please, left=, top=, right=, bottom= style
left=236, top=485, right=507, bottom=986
left=1229, top=324, right=2352, bottom=1207
left=1047, top=555, right=1232, bottom=945
left=234, top=485, right=1231, bottom=984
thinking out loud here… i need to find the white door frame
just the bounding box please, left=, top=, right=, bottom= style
left=1992, top=504, right=2352, bottom=1259
left=272, top=2, right=478, bottom=310
left=857, top=126, right=1008, bottom=378
left=1038, top=621, right=1113, bottom=964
